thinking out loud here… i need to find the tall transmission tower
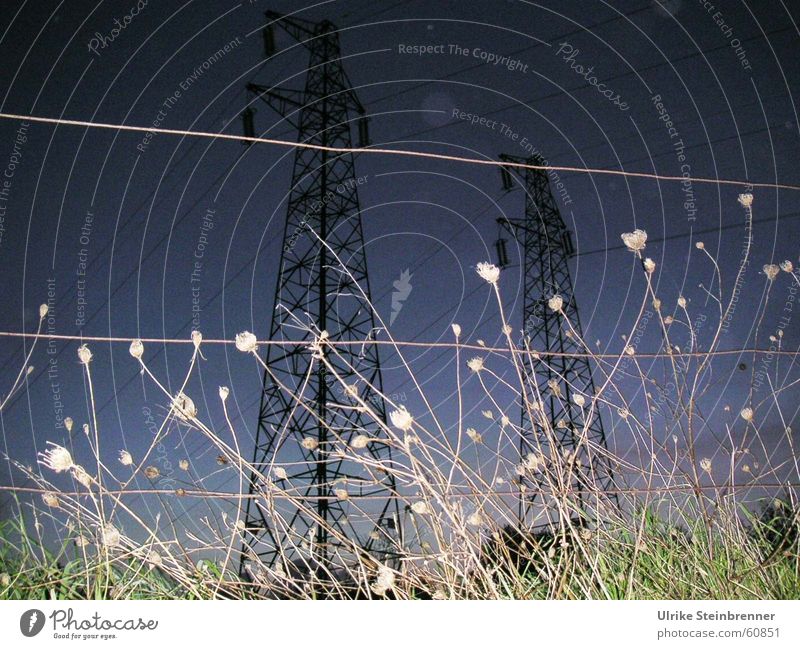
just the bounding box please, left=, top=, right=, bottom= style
left=496, top=153, right=616, bottom=525
left=240, top=11, right=397, bottom=579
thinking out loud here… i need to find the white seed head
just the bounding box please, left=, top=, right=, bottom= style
left=652, top=298, right=662, bottom=310
left=218, top=386, right=230, bottom=402
left=677, top=296, right=687, bottom=308
left=77, top=344, right=92, bottom=365
left=618, top=407, right=630, bottom=420
left=548, top=294, right=564, bottom=312
left=780, top=260, right=793, bottom=273
left=144, top=466, right=160, bottom=480
left=573, top=393, right=586, bottom=407
left=467, top=357, right=484, bottom=372
left=763, top=264, right=780, bottom=281
left=118, top=450, right=133, bottom=466
left=465, top=428, right=482, bottom=443
left=389, top=406, right=414, bottom=431
left=129, top=339, right=144, bottom=360
left=100, top=524, right=121, bottom=549
left=72, top=465, right=93, bottom=488
left=643, top=258, right=656, bottom=273
left=301, top=437, right=319, bottom=451
left=411, top=501, right=430, bottom=515
left=334, top=488, right=349, bottom=501
left=147, top=550, right=163, bottom=569
left=695, top=241, right=705, bottom=250
left=700, top=457, right=712, bottom=474
left=351, top=434, right=370, bottom=449
left=64, top=416, right=73, bottom=433
left=234, top=331, right=258, bottom=353
left=476, top=262, right=500, bottom=284
left=740, top=407, right=754, bottom=422
left=621, top=229, right=647, bottom=253
left=451, top=323, right=461, bottom=338
left=179, top=459, right=189, bottom=471
left=172, top=392, right=197, bottom=421
left=624, top=345, right=635, bottom=356
left=664, top=315, right=674, bottom=325
left=42, top=492, right=60, bottom=508
left=482, top=409, right=494, bottom=419
left=502, top=324, right=512, bottom=336
left=191, top=330, right=202, bottom=349
left=467, top=512, right=483, bottom=527
left=39, top=443, right=74, bottom=473
left=371, top=564, right=395, bottom=597
left=737, top=193, right=753, bottom=208
left=39, top=303, right=48, bottom=319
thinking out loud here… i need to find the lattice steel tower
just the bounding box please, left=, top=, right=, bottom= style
left=240, top=12, right=397, bottom=577
left=497, top=154, right=615, bottom=524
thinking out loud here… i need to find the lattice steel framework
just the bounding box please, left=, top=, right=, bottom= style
left=498, top=153, right=616, bottom=524
left=240, top=12, right=397, bottom=577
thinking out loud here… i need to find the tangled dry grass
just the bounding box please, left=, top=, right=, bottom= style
left=1, top=195, right=799, bottom=600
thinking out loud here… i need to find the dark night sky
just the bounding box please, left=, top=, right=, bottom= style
left=1, top=0, right=799, bottom=542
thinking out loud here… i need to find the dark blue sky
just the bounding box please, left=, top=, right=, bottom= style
left=0, top=0, right=798, bottom=542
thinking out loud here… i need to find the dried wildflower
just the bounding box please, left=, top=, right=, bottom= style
left=39, top=303, right=48, bottom=319
left=624, top=345, right=635, bottom=356
left=411, top=501, right=430, bottom=515
left=72, top=465, right=93, bottom=488
left=740, top=407, right=754, bottom=422
left=234, top=331, right=258, bottom=353
left=147, top=550, right=163, bottom=569
left=179, top=459, right=189, bottom=471
left=118, top=450, right=133, bottom=466
left=0, top=572, right=10, bottom=587
left=129, top=338, right=144, bottom=360
left=695, top=241, right=705, bottom=250
left=77, top=344, right=93, bottom=365
left=652, top=298, right=661, bottom=310
left=643, top=258, right=656, bottom=273
left=738, top=193, right=753, bottom=208
left=74, top=535, right=89, bottom=548
left=482, top=409, right=494, bottom=419
left=371, top=564, right=395, bottom=597
left=573, top=394, right=586, bottom=407
left=699, top=458, right=712, bottom=474
left=621, top=229, right=647, bottom=253
left=451, top=323, right=461, bottom=337
left=301, top=437, right=318, bottom=451
left=351, top=434, right=370, bottom=449
left=618, top=407, right=630, bottom=419
left=274, top=466, right=288, bottom=480
left=501, top=414, right=510, bottom=427
left=677, top=296, right=687, bottom=308
left=64, top=416, right=73, bottom=433
left=172, top=392, right=197, bottom=421
left=476, top=262, right=500, bottom=285
left=780, top=260, right=793, bottom=273
left=525, top=453, right=542, bottom=471
left=100, top=524, right=121, bottom=549
left=334, top=488, right=349, bottom=501
left=763, top=264, right=780, bottom=281
left=144, top=466, right=160, bottom=480
left=42, top=492, right=60, bottom=508
left=664, top=315, right=674, bottom=325
left=465, top=428, right=482, bottom=443
left=548, top=294, right=563, bottom=312
left=219, top=386, right=229, bottom=402
left=467, top=357, right=484, bottom=372
left=389, top=406, right=414, bottom=431
left=467, top=511, right=483, bottom=527
left=39, top=443, right=74, bottom=473
left=191, top=330, right=202, bottom=350
left=547, top=379, right=561, bottom=397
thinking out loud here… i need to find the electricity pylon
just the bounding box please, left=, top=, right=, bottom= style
left=497, top=153, right=616, bottom=525
left=240, top=11, right=397, bottom=579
